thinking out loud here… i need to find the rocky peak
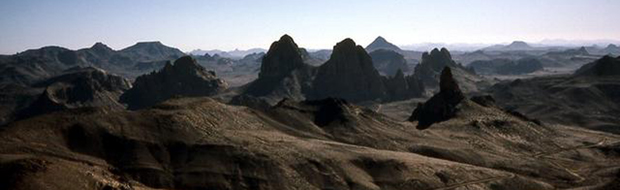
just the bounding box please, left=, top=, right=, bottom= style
left=415, top=48, right=460, bottom=87
left=120, top=56, right=228, bottom=110
left=408, top=67, right=465, bottom=129
left=311, top=38, right=386, bottom=102
left=439, top=67, right=465, bottom=104
left=91, top=42, right=113, bottom=51
left=366, top=36, right=402, bottom=52
left=258, top=34, right=305, bottom=79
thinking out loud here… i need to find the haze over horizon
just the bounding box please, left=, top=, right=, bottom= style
left=1, top=0, right=619, bottom=54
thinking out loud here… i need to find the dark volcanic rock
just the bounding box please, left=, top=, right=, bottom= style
left=273, top=98, right=352, bottom=127
left=258, top=35, right=306, bottom=79
left=365, top=36, right=402, bottom=52
left=311, top=39, right=387, bottom=102
left=241, top=35, right=316, bottom=103
left=369, top=49, right=410, bottom=76
left=574, top=55, right=620, bottom=77
left=120, top=56, right=228, bottom=110
left=408, top=67, right=465, bottom=129
left=18, top=67, right=131, bottom=118
left=385, top=69, right=425, bottom=101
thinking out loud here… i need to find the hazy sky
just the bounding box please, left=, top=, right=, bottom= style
left=1, top=0, right=619, bottom=54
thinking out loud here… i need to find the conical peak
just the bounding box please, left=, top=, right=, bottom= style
left=279, top=34, right=295, bottom=43
left=374, top=36, right=387, bottom=42
left=172, top=56, right=203, bottom=72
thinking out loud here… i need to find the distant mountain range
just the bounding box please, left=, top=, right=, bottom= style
left=188, top=48, right=267, bottom=59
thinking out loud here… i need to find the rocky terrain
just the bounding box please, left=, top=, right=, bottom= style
left=2, top=66, right=619, bottom=189
left=2, top=34, right=620, bottom=190
left=369, top=49, right=410, bottom=76
left=239, top=35, right=425, bottom=105
left=120, top=56, right=228, bottom=110
left=408, top=67, right=465, bottom=129
left=240, top=35, right=317, bottom=104
left=412, top=48, right=487, bottom=93
left=17, top=67, right=131, bottom=118
left=488, top=55, right=620, bottom=134
left=469, top=57, right=544, bottom=75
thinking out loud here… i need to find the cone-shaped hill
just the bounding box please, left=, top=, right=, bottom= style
left=238, top=35, right=425, bottom=104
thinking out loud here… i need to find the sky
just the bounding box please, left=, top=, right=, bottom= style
left=1, top=0, right=619, bottom=54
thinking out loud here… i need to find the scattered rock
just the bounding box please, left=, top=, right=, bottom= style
left=409, top=67, right=464, bottom=129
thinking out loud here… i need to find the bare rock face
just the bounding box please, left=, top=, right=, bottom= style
left=409, top=67, right=465, bottom=129
left=574, top=55, right=620, bottom=77
left=18, top=67, right=131, bottom=118
left=385, top=69, right=425, bottom=101
left=311, top=39, right=387, bottom=102
left=242, top=35, right=316, bottom=103
left=120, top=56, right=228, bottom=110
left=259, top=35, right=306, bottom=79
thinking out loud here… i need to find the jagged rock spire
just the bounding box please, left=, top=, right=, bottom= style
left=408, top=66, right=465, bottom=129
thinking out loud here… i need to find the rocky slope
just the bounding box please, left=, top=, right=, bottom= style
left=408, top=67, right=465, bottom=129
left=2, top=91, right=619, bottom=189
left=17, top=67, right=131, bottom=118
left=488, top=55, right=620, bottom=134
left=120, top=56, right=228, bottom=110
left=0, top=42, right=184, bottom=88
left=369, top=49, right=410, bottom=76
left=574, top=55, right=620, bottom=76
left=240, top=35, right=317, bottom=104
left=412, top=48, right=486, bottom=93
left=365, top=36, right=402, bottom=53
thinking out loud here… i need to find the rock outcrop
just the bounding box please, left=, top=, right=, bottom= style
left=240, top=35, right=424, bottom=105
left=18, top=67, right=131, bottom=118
left=120, top=56, right=228, bottom=110
left=409, top=67, right=465, bottom=129
left=369, top=49, right=410, bottom=76
left=258, top=35, right=306, bottom=79
left=311, top=39, right=387, bottom=102
left=241, top=35, right=316, bottom=103
left=412, top=48, right=485, bottom=92
left=384, top=69, right=425, bottom=101
left=574, top=55, right=620, bottom=76
left=413, top=48, right=460, bottom=86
